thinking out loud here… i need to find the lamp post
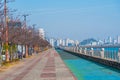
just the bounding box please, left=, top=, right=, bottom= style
left=32, top=24, right=36, bottom=54
left=4, top=0, right=9, bottom=62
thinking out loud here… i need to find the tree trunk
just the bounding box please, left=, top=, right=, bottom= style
left=25, top=45, right=28, bottom=57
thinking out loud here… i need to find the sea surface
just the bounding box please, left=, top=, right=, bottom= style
left=56, top=49, right=120, bottom=80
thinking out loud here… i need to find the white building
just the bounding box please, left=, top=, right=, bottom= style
left=38, top=28, right=45, bottom=39
left=65, top=38, right=70, bottom=46
left=91, top=42, right=97, bottom=46
left=75, top=40, right=79, bottom=46
left=56, top=39, right=62, bottom=46
left=117, top=36, right=120, bottom=44
left=65, top=38, right=75, bottom=46
left=97, top=40, right=104, bottom=45
left=56, top=39, right=65, bottom=46
left=56, top=39, right=60, bottom=46
left=62, top=40, right=65, bottom=46
left=49, top=38, right=55, bottom=47
left=108, top=36, right=112, bottom=43
left=113, top=39, right=117, bottom=44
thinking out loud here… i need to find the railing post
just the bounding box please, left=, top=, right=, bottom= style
left=77, top=47, right=79, bottom=53
left=77, top=47, right=79, bottom=52
left=72, top=47, right=74, bottom=52
left=118, top=48, right=120, bottom=62
left=79, top=47, right=82, bottom=53
left=84, top=48, right=87, bottom=55
left=64, top=47, right=66, bottom=50
left=90, top=48, right=94, bottom=56
left=70, top=47, right=72, bottom=51
left=101, top=48, right=104, bottom=59
left=74, top=47, right=75, bottom=52
left=76, top=47, right=78, bottom=52
left=67, top=47, right=69, bottom=50
left=72, top=47, right=74, bottom=51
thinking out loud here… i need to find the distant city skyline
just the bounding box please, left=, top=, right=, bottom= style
left=48, top=35, right=120, bottom=47
left=10, top=0, right=120, bottom=41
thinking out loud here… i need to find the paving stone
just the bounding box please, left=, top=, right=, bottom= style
left=0, top=49, right=76, bottom=80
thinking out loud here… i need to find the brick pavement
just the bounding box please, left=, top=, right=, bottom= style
left=0, top=49, right=77, bottom=80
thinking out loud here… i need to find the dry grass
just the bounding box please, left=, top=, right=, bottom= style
left=0, top=51, right=44, bottom=72
left=0, top=59, right=20, bottom=72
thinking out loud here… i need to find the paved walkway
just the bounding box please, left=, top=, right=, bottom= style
left=0, top=49, right=77, bottom=80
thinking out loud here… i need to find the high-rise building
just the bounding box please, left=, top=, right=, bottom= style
left=38, top=28, right=45, bottom=39
left=56, top=39, right=61, bottom=46
left=62, top=40, right=65, bottom=46
left=117, top=36, right=120, bottom=44
left=113, top=39, right=117, bottom=44
left=59, top=39, right=63, bottom=45
left=108, top=36, right=112, bottom=43
left=56, top=39, right=65, bottom=46
left=56, top=39, right=60, bottom=46
left=49, top=38, right=55, bottom=47
left=65, top=38, right=69, bottom=46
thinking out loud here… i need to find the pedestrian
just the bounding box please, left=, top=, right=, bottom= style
left=20, top=52, right=23, bottom=59
left=18, top=51, right=21, bottom=59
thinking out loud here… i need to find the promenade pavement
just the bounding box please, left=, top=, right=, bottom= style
left=0, top=49, right=77, bottom=80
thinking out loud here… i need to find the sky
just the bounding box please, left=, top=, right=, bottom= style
left=8, top=0, right=120, bottom=41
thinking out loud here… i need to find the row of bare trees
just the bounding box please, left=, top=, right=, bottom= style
left=0, top=0, right=51, bottom=62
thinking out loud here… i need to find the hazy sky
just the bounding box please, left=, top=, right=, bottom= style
left=9, top=0, right=120, bottom=41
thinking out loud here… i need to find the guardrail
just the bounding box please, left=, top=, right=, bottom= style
left=63, top=46, right=120, bottom=63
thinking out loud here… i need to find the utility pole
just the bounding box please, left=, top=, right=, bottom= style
left=23, top=14, right=29, bottom=57
left=23, top=14, right=29, bottom=29
left=32, top=24, right=36, bottom=54
left=4, top=0, right=9, bottom=62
